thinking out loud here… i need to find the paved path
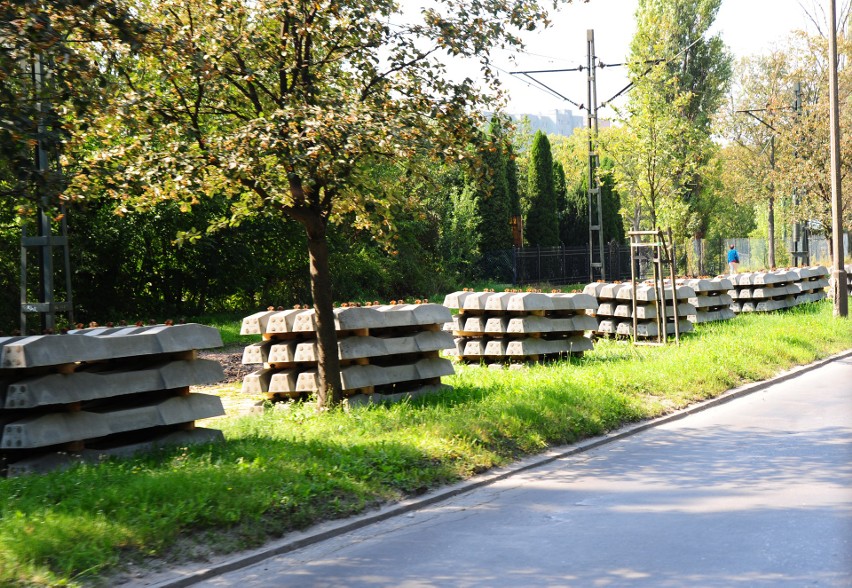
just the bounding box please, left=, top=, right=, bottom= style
left=180, top=356, right=852, bottom=587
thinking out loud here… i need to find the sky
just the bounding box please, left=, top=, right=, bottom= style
left=434, top=0, right=817, bottom=115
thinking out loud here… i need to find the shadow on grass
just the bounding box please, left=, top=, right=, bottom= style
left=0, top=436, right=461, bottom=586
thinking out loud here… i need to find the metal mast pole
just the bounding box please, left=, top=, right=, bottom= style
left=828, top=0, right=848, bottom=316
left=36, top=55, right=55, bottom=332
left=586, top=29, right=606, bottom=282
left=20, top=53, right=74, bottom=333
left=792, top=81, right=809, bottom=266
left=768, top=134, right=776, bottom=268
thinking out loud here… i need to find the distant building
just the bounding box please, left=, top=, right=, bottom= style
left=503, top=108, right=610, bottom=137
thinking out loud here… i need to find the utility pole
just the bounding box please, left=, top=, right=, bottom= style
left=792, top=81, right=809, bottom=266
left=20, top=53, right=74, bottom=333
left=828, top=0, right=848, bottom=316
left=510, top=32, right=697, bottom=283
left=586, top=29, right=606, bottom=282
left=510, top=31, right=609, bottom=283
left=736, top=108, right=781, bottom=269
left=768, top=133, right=776, bottom=268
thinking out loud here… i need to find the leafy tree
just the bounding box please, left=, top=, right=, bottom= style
left=447, top=181, right=483, bottom=279
left=551, top=130, right=625, bottom=248
left=550, top=133, right=587, bottom=246
left=719, top=50, right=795, bottom=267
left=608, top=0, right=731, bottom=246
left=0, top=0, right=146, bottom=332
left=773, top=32, right=852, bottom=250
left=78, top=0, right=570, bottom=406
left=68, top=198, right=311, bottom=320
left=508, top=115, right=534, bottom=228
left=524, top=130, right=559, bottom=246
left=505, top=136, right=522, bottom=246
left=553, top=158, right=568, bottom=242
left=0, top=209, right=19, bottom=331
left=0, top=0, right=145, bottom=211
left=599, top=157, right=626, bottom=246
left=695, top=149, right=756, bottom=272
left=602, top=105, right=690, bottom=232
left=506, top=144, right=522, bottom=220
left=635, top=0, right=731, bottom=132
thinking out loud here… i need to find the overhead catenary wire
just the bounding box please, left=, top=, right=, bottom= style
left=515, top=73, right=584, bottom=109
left=507, top=34, right=706, bottom=112
left=599, top=36, right=703, bottom=108
left=735, top=106, right=795, bottom=132
left=492, top=62, right=582, bottom=107
left=513, top=48, right=578, bottom=63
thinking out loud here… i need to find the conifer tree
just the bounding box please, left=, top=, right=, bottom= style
left=478, top=118, right=513, bottom=250
left=525, top=130, right=559, bottom=246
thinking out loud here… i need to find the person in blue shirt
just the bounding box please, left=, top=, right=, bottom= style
left=727, top=244, right=740, bottom=275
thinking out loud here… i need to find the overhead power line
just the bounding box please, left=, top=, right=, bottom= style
left=507, top=34, right=705, bottom=112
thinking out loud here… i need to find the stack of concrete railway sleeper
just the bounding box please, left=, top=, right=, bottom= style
left=442, top=290, right=598, bottom=365
left=585, top=282, right=696, bottom=339
left=729, top=266, right=828, bottom=313
left=240, top=303, right=455, bottom=407
left=0, top=323, right=225, bottom=477
left=676, top=277, right=736, bottom=323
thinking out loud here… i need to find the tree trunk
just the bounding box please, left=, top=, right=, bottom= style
left=767, top=194, right=776, bottom=269
left=304, top=216, right=343, bottom=408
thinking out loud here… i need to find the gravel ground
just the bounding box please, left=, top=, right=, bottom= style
left=198, top=347, right=249, bottom=384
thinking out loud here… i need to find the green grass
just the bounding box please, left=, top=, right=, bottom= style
left=1, top=301, right=850, bottom=587
left=186, top=312, right=257, bottom=347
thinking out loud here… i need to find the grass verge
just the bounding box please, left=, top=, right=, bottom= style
left=1, top=301, right=850, bottom=587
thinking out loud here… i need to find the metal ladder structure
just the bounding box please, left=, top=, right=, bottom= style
left=628, top=227, right=680, bottom=346
left=20, top=208, right=74, bottom=333
left=586, top=29, right=606, bottom=283
left=19, top=53, right=74, bottom=334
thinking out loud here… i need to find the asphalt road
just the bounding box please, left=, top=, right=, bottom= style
left=151, top=355, right=852, bottom=588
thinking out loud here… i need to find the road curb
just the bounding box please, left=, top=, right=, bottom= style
left=133, top=349, right=852, bottom=588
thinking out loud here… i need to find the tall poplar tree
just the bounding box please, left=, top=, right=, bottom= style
left=608, top=0, right=731, bottom=242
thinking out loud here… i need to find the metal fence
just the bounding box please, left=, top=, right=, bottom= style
left=721, top=235, right=846, bottom=270
left=479, top=235, right=846, bottom=287
left=480, top=245, right=634, bottom=286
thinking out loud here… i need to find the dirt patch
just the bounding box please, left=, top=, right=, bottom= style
left=198, top=346, right=249, bottom=384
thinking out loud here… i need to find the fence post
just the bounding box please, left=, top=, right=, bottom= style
left=537, top=245, right=541, bottom=283
left=512, top=247, right=517, bottom=285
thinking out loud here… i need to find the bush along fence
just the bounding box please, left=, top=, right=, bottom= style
left=239, top=303, right=456, bottom=407
left=0, top=323, right=225, bottom=477
left=442, top=290, right=599, bottom=366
